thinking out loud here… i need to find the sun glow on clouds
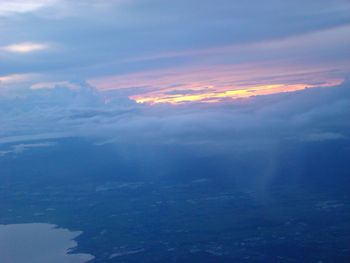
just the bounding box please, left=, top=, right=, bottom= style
left=131, top=82, right=341, bottom=105
left=90, top=62, right=344, bottom=105
left=1, top=42, right=49, bottom=53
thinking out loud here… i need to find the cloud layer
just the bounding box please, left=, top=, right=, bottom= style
left=0, top=0, right=349, bottom=91
left=1, top=80, right=349, bottom=151
left=0, top=1, right=349, bottom=160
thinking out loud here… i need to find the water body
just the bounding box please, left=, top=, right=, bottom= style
left=0, top=223, right=94, bottom=263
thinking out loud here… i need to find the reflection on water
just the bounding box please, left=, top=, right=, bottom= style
left=0, top=223, right=94, bottom=263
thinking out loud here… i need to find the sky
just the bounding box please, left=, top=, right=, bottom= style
left=1, top=3, right=350, bottom=262
left=0, top=0, right=350, bottom=145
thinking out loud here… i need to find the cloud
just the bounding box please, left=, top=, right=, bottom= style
left=0, top=79, right=349, bottom=202
left=123, top=24, right=350, bottom=64
left=0, top=80, right=137, bottom=145
left=85, top=24, right=350, bottom=104
left=0, top=73, right=37, bottom=85
left=0, top=1, right=349, bottom=162
left=301, top=132, right=347, bottom=142
left=0, top=79, right=349, bottom=150
left=1, top=42, right=50, bottom=53
left=0, top=0, right=58, bottom=16
left=31, top=81, right=81, bottom=90
left=89, top=58, right=346, bottom=104
left=0, top=142, right=56, bottom=157
left=0, top=0, right=348, bottom=206
left=0, top=0, right=349, bottom=82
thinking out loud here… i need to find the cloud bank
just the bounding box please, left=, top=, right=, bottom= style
left=0, top=0, right=349, bottom=87
left=0, top=80, right=349, bottom=151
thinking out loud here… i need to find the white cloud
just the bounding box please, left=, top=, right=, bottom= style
left=0, top=0, right=134, bottom=19
left=1, top=42, right=50, bottom=53
left=31, top=81, right=81, bottom=90
left=0, top=142, right=56, bottom=157
left=0, top=73, right=37, bottom=85
left=0, top=0, right=58, bottom=16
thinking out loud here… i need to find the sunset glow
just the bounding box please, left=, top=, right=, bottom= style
left=131, top=81, right=342, bottom=105
left=1, top=1, right=350, bottom=262
left=89, top=61, right=347, bottom=106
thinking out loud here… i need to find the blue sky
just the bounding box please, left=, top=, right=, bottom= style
left=0, top=0, right=349, bottom=146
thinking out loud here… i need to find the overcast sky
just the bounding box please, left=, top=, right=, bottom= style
left=1, top=1, right=350, bottom=87
left=0, top=0, right=349, bottom=146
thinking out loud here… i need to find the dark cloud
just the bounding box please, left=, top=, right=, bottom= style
left=1, top=80, right=349, bottom=150
left=0, top=79, right=349, bottom=199
left=0, top=0, right=349, bottom=80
